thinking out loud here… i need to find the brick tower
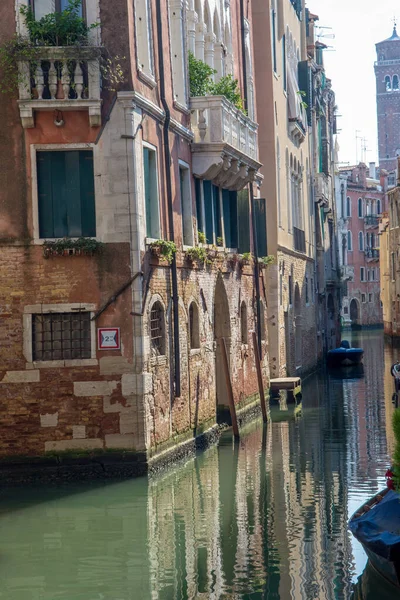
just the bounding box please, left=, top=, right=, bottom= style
left=375, top=24, right=400, bottom=172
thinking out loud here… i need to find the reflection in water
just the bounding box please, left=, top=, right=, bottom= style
left=0, top=331, right=396, bottom=599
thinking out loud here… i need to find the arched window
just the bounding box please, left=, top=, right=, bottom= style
left=259, top=302, right=266, bottom=341
left=340, top=183, right=345, bottom=217
left=359, top=231, right=364, bottom=251
left=346, top=197, right=351, bottom=217
left=385, top=75, right=392, bottom=91
left=377, top=199, right=381, bottom=215
left=150, top=301, right=165, bottom=355
left=393, top=75, right=399, bottom=90
left=240, top=302, right=248, bottom=344
left=358, top=198, right=363, bottom=217
left=189, top=302, right=200, bottom=349
left=347, top=231, right=352, bottom=251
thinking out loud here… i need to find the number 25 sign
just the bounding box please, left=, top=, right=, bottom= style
left=98, top=328, right=120, bottom=350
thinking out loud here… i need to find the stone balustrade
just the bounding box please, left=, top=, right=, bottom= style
left=190, top=95, right=261, bottom=190
left=18, top=46, right=102, bottom=128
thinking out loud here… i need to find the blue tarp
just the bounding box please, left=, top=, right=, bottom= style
left=349, top=491, right=400, bottom=560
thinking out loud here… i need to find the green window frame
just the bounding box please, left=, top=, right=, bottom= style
left=37, top=150, right=96, bottom=239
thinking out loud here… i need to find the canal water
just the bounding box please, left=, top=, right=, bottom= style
left=0, top=330, right=398, bottom=599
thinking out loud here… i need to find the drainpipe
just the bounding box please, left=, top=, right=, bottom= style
left=240, top=0, right=262, bottom=356
left=155, top=0, right=181, bottom=397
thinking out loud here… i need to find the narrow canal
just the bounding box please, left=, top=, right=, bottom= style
left=0, top=330, right=397, bottom=599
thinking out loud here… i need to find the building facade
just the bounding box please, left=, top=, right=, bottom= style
left=338, top=163, right=387, bottom=327
left=0, top=0, right=270, bottom=470
left=252, top=0, right=339, bottom=379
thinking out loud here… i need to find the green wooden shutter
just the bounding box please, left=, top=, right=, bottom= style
left=254, top=198, right=267, bottom=257
left=298, top=60, right=312, bottom=125
left=79, top=151, right=96, bottom=237
left=212, top=184, right=221, bottom=242
left=222, top=190, right=238, bottom=248
left=203, top=180, right=213, bottom=244
left=229, top=191, right=238, bottom=249
left=195, top=178, right=203, bottom=233
left=143, top=148, right=152, bottom=238
left=37, top=152, right=55, bottom=238
left=237, top=189, right=250, bottom=254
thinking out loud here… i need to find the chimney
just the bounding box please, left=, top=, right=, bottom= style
left=397, top=156, right=400, bottom=186
left=369, top=162, right=376, bottom=179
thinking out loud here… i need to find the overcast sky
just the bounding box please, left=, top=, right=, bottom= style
left=307, top=0, right=399, bottom=167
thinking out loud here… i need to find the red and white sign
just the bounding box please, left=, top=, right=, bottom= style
left=98, top=328, right=120, bottom=350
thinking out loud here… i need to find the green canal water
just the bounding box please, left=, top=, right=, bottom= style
left=0, top=331, right=397, bottom=599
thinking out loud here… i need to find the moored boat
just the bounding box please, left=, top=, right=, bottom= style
left=348, top=485, right=400, bottom=589
left=327, top=340, right=364, bottom=367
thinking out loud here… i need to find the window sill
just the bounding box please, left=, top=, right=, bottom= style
left=173, top=99, right=190, bottom=115
left=137, top=68, right=157, bottom=89
left=26, top=359, right=98, bottom=370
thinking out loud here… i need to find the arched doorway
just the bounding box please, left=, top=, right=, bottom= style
left=350, top=298, right=360, bottom=327
left=294, top=283, right=302, bottom=371
left=214, top=276, right=231, bottom=420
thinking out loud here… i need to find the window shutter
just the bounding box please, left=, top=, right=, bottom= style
left=237, top=189, right=250, bottom=254
left=298, top=60, right=312, bottom=125
left=212, top=184, right=221, bottom=242
left=203, top=180, right=213, bottom=244
left=51, top=151, right=68, bottom=238
left=79, top=151, right=96, bottom=237
left=195, top=178, right=203, bottom=233
left=143, top=148, right=152, bottom=238
left=254, top=198, right=267, bottom=257
left=37, top=152, right=55, bottom=238
left=65, top=151, right=82, bottom=237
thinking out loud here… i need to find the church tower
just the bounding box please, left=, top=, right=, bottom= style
left=375, top=24, right=400, bottom=172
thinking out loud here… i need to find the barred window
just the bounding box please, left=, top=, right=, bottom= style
left=150, top=302, right=165, bottom=355
left=32, top=312, right=91, bottom=361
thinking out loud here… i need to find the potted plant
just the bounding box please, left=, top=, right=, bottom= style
left=185, top=246, right=207, bottom=266
left=198, top=230, right=207, bottom=244
left=239, top=252, right=253, bottom=269
left=149, top=240, right=177, bottom=264
left=258, top=255, right=275, bottom=269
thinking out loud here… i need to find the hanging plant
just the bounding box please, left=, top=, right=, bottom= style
left=149, top=239, right=177, bottom=264
left=198, top=230, right=207, bottom=244
left=185, top=246, right=207, bottom=265
left=258, top=255, right=275, bottom=268
left=239, top=252, right=253, bottom=268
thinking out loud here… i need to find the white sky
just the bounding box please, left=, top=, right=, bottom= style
left=307, top=0, right=399, bottom=167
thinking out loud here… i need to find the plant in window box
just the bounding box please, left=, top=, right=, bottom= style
left=216, top=236, right=223, bottom=247
left=197, top=230, right=207, bottom=244
left=185, top=246, right=207, bottom=266
left=239, top=252, right=253, bottom=268
left=258, top=255, right=275, bottom=269
left=43, top=237, right=104, bottom=258
left=149, top=240, right=177, bottom=264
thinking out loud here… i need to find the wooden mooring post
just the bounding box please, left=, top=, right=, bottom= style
left=252, top=331, right=268, bottom=423
left=220, top=338, right=239, bottom=439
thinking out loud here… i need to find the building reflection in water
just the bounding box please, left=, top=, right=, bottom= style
left=0, top=331, right=395, bottom=599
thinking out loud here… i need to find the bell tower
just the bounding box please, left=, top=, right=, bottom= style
left=375, top=23, right=400, bottom=172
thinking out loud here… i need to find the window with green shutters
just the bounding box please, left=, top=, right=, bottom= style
left=254, top=198, right=267, bottom=257
left=195, top=179, right=240, bottom=248
left=237, top=189, right=250, bottom=254
left=37, top=150, right=96, bottom=239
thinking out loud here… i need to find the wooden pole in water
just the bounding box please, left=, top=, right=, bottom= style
left=252, top=331, right=268, bottom=423
left=220, top=337, right=239, bottom=439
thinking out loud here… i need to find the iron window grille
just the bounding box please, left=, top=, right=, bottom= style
left=150, top=302, right=165, bottom=355
left=32, top=312, right=91, bottom=361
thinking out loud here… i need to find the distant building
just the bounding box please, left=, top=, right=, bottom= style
left=338, top=163, right=387, bottom=327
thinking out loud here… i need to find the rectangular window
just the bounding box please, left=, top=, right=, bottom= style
left=360, top=267, right=365, bottom=282
left=195, top=178, right=203, bottom=234
left=361, top=293, right=366, bottom=303
left=32, top=312, right=91, bottom=361
left=372, top=268, right=375, bottom=281
left=237, top=189, right=251, bottom=254
left=271, top=10, right=277, bottom=73
left=254, top=197, right=267, bottom=257
left=37, top=150, right=95, bottom=239
left=222, top=189, right=238, bottom=249
left=179, top=164, right=193, bottom=246
left=289, top=275, right=293, bottom=305
left=143, top=146, right=160, bottom=239
left=369, top=293, right=373, bottom=303
left=196, top=180, right=240, bottom=248
left=33, top=0, right=84, bottom=19
left=367, top=269, right=371, bottom=281
left=282, top=35, right=287, bottom=91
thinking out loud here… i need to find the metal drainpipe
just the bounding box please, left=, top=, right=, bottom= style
left=240, top=0, right=262, bottom=356
left=155, top=0, right=181, bottom=397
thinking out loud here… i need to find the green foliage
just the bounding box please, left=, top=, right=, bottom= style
left=43, top=237, right=104, bottom=257
left=198, top=230, right=207, bottom=244
left=216, top=236, right=223, bottom=247
left=392, top=408, right=400, bottom=490
left=211, top=75, right=244, bottom=111
left=241, top=252, right=252, bottom=263
left=185, top=246, right=207, bottom=263
left=259, top=255, right=275, bottom=267
left=149, top=239, right=177, bottom=264
left=0, top=36, right=38, bottom=95
left=188, top=52, right=245, bottom=112
left=20, top=0, right=96, bottom=47
left=189, top=52, right=215, bottom=97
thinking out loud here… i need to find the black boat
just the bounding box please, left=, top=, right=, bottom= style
left=327, top=340, right=364, bottom=367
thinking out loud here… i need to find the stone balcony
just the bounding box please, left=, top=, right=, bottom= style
left=18, top=46, right=102, bottom=128
left=190, top=95, right=261, bottom=190
left=315, top=173, right=330, bottom=205
left=365, top=248, right=380, bottom=261
left=364, top=215, right=379, bottom=228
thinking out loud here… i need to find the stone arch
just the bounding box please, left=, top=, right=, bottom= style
left=294, top=283, right=302, bottom=370
left=214, top=275, right=231, bottom=417
left=204, top=0, right=212, bottom=33
left=350, top=298, right=360, bottom=326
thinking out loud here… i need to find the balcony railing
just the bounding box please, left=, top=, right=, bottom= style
left=293, top=227, right=306, bottom=253
left=365, top=248, right=379, bottom=260
left=18, top=46, right=102, bottom=128
left=364, top=215, right=379, bottom=228
left=190, top=95, right=261, bottom=190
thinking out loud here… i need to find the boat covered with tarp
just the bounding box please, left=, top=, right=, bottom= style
left=327, top=340, right=364, bottom=367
